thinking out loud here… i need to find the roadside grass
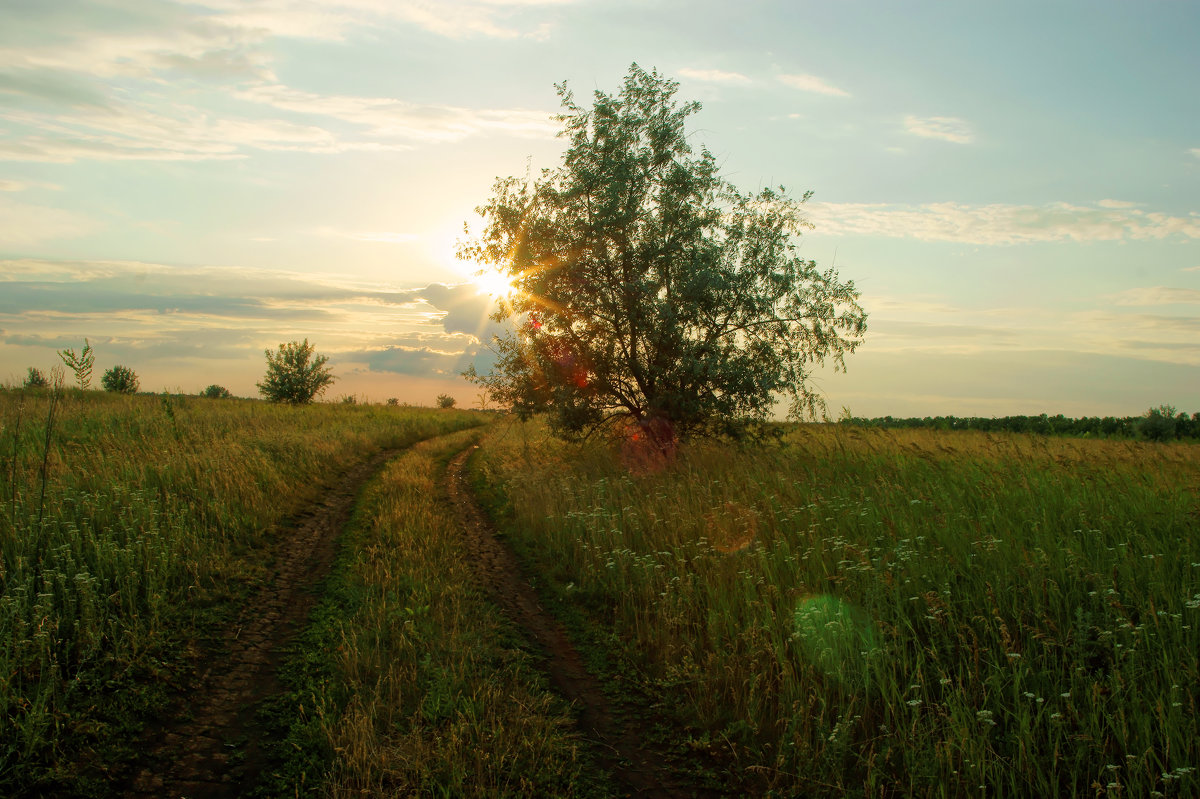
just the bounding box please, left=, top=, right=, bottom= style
left=0, top=388, right=484, bottom=797
left=260, top=430, right=610, bottom=798
left=472, top=419, right=1200, bottom=797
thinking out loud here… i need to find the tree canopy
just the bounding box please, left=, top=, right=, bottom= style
left=258, top=339, right=335, bottom=404
left=462, top=64, right=867, bottom=440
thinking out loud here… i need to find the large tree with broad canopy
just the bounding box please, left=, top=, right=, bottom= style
left=461, top=64, right=867, bottom=441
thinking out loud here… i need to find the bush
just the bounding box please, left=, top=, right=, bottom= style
left=385, top=397, right=399, bottom=407
left=1138, top=405, right=1178, bottom=441
left=257, top=339, right=335, bottom=404
left=202, top=384, right=232, bottom=399
left=101, top=365, right=140, bottom=394
left=436, top=394, right=456, bottom=409
left=23, top=367, right=48, bottom=389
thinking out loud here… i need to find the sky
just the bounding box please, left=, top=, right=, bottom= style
left=1, top=0, right=1197, bottom=417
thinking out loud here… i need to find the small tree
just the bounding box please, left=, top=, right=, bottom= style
left=257, top=339, right=335, bottom=404
left=385, top=397, right=400, bottom=407
left=24, top=367, right=49, bottom=389
left=461, top=65, right=866, bottom=442
left=1137, top=404, right=1178, bottom=441
left=58, top=339, right=95, bottom=391
left=202, top=384, right=232, bottom=399
left=436, top=394, right=457, bottom=409
left=101, top=365, right=140, bottom=394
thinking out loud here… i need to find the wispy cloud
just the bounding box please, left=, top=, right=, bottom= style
left=195, top=0, right=576, bottom=41
left=238, top=84, right=558, bottom=143
left=0, top=1, right=559, bottom=164
left=777, top=73, right=849, bottom=97
left=0, top=197, right=100, bottom=245
left=678, top=68, right=751, bottom=84
left=904, top=115, right=972, bottom=144
left=1111, top=286, right=1200, bottom=306
left=808, top=200, right=1200, bottom=244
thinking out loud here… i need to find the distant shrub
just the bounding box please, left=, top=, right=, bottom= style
left=385, top=397, right=399, bottom=407
left=257, top=339, right=335, bottom=404
left=24, top=367, right=48, bottom=389
left=202, top=384, right=232, bottom=399
left=340, top=394, right=357, bottom=405
left=101, top=365, right=140, bottom=394
left=1138, top=405, right=1178, bottom=441
left=436, top=394, right=456, bottom=409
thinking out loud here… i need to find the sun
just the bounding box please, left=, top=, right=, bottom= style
left=434, top=223, right=515, bottom=299
left=471, top=264, right=516, bottom=298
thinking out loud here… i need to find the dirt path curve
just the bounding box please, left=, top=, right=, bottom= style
left=125, top=447, right=402, bottom=799
left=446, top=446, right=726, bottom=799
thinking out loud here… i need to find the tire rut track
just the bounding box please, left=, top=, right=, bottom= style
left=445, top=445, right=726, bottom=799
left=125, top=447, right=401, bottom=799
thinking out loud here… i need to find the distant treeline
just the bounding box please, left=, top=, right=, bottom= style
left=839, top=406, right=1199, bottom=441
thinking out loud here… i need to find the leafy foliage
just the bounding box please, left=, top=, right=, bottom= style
left=436, top=394, right=457, bottom=409
left=201, top=384, right=232, bottom=399
left=101, top=365, right=140, bottom=394
left=1137, top=404, right=1181, bottom=441
left=462, top=64, right=866, bottom=439
left=58, top=339, right=94, bottom=391
left=23, top=367, right=48, bottom=389
left=257, top=339, right=336, bottom=404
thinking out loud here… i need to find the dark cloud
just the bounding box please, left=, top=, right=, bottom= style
left=412, top=282, right=507, bottom=342
left=0, top=281, right=332, bottom=319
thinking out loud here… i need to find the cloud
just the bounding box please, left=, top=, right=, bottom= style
left=0, top=260, right=504, bottom=382
left=0, top=196, right=100, bottom=245
left=1111, top=287, right=1200, bottom=306
left=808, top=200, right=1200, bottom=244
left=238, top=83, right=558, bottom=143
left=777, top=73, right=849, bottom=97
left=904, top=115, right=972, bottom=144
left=678, top=68, right=751, bottom=84
left=1190, top=148, right=1200, bottom=159
left=0, top=1, right=559, bottom=164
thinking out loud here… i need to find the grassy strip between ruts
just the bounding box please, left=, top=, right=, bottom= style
left=0, top=389, right=485, bottom=797
left=259, top=429, right=612, bottom=798
left=471, top=419, right=1200, bottom=798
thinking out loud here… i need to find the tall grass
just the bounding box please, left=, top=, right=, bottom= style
left=0, top=388, right=483, bottom=796
left=474, top=421, right=1200, bottom=797
left=262, top=431, right=606, bottom=798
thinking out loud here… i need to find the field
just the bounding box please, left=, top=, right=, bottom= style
left=471, top=420, right=1200, bottom=797
left=2, top=389, right=1197, bottom=797
left=0, top=389, right=484, bottom=795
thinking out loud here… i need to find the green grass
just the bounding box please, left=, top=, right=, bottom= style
left=260, top=430, right=610, bottom=798
left=0, top=388, right=484, bottom=796
left=472, top=420, right=1200, bottom=797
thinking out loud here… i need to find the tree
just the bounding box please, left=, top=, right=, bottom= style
left=24, top=367, right=48, bottom=389
left=101, top=365, right=140, bottom=394
left=436, top=394, right=457, bottom=409
left=461, top=64, right=866, bottom=442
left=257, top=339, right=335, bottom=404
left=202, top=384, right=232, bottom=399
left=1137, top=404, right=1178, bottom=441
left=58, top=339, right=95, bottom=391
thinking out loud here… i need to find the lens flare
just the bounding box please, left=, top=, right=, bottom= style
left=791, top=594, right=881, bottom=690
